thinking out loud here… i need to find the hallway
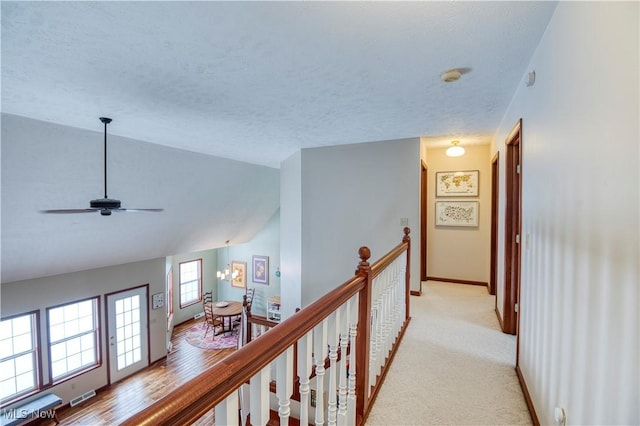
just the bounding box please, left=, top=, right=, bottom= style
left=366, top=281, right=531, bottom=425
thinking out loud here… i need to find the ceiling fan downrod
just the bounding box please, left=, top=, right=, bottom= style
left=99, top=117, right=112, bottom=199
left=40, top=116, right=163, bottom=215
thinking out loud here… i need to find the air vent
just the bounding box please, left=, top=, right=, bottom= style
left=194, top=312, right=204, bottom=320
left=69, top=389, right=96, bottom=407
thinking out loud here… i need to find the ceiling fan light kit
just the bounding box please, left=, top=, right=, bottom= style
left=42, top=117, right=163, bottom=216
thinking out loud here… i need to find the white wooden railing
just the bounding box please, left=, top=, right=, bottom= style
left=122, top=228, right=412, bottom=426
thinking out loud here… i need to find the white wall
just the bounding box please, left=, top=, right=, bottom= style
left=0, top=258, right=166, bottom=406
left=280, top=151, right=303, bottom=319
left=493, top=2, right=639, bottom=424
left=298, top=138, right=421, bottom=305
left=426, top=144, right=491, bottom=283
left=1, top=114, right=280, bottom=283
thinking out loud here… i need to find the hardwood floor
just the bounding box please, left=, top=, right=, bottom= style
left=55, top=319, right=236, bottom=425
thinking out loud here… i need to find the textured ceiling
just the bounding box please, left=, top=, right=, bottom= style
left=1, top=1, right=558, bottom=283
left=1, top=1, right=557, bottom=168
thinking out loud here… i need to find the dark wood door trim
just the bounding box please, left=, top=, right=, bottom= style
left=490, top=152, right=499, bottom=296
left=420, top=161, right=428, bottom=286
left=503, top=119, right=522, bottom=337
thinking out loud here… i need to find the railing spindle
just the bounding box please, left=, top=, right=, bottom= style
left=313, top=319, right=328, bottom=425
left=297, top=331, right=313, bottom=426
left=337, top=303, right=349, bottom=425
left=214, top=390, right=239, bottom=426
left=327, top=310, right=340, bottom=426
left=250, top=365, right=271, bottom=426
left=276, top=346, right=294, bottom=425
left=347, top=295, right=358, bottom=422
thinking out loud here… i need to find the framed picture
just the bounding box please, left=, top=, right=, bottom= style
left=152, top=292, right=164, bottom=310
left=231, top=261, right=247, bottom=288
left=252, top=255, right=269, bottom=285
left=435, top=201, right=479, bottom=227
left=436, top=170, right=479, bottom=197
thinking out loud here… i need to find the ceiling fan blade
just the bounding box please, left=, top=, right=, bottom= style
left=116, top=208, right=164, bottom=213
left=41, top=209, right=98, bottom=214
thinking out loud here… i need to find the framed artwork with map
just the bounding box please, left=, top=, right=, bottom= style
left=436, top=170, right=479, bottom=197
left=435, top=201, right=479, bottom=227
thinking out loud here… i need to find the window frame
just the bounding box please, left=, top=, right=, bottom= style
left=46, top=296, right=101, bottom=385
left=0, top=310, right=41, bottom=407
left=179, top=259, right=203, bottom=308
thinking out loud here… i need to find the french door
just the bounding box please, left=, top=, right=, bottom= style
left=106, top=285, right=149, bottom=383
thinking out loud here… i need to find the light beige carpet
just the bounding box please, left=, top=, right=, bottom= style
left=365, top=281, right=532, bottom=426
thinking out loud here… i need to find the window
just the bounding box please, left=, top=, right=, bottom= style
left=47, top=298, right=99, bottom=382
left=0, top=312, right=39, bottom=404
left=179, top=259, right=202, bottom=308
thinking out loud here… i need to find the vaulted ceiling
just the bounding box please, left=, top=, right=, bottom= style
left=1, top=1, right=557, bottom=283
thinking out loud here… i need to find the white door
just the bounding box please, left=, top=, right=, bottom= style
left=107, top=286, right=149, bottom=383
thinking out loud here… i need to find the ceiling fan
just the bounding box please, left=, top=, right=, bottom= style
left=42, top=117, right=164, bottom=216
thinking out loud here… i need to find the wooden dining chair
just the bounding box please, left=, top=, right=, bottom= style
left=203, top=302, right=223, bottom=339
left=233, top=288, right=254, bottom=332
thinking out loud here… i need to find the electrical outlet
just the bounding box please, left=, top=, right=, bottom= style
left=400, top=218, right=409, bottom=226
left=310, top=389, right=317, bottom=407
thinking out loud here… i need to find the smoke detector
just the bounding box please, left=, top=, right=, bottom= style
left=440, top=69, right=462, bottom=83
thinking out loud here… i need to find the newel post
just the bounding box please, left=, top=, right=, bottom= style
left=355, top=246, right=372, bottom=424
left=403, top=227, right=411, bottom=321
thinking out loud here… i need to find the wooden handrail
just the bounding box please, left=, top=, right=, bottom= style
left=247, top=314, right=278, bottom=328
left=123, top=274, right=367, bottom=426
left=370, top=227, right=411, bottom=278
left=122, top=228, right=411, bottom=426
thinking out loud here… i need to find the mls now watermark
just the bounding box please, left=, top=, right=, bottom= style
left=1, top=407, right=57, bottom=420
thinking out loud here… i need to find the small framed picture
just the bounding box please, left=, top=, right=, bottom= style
left=252, top=255, right=269, bottom=285
left=231, top=261, right=247, bottom=288
left=152, top=292, right=164, bottom=309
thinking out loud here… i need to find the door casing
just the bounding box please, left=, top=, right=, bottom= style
left=420, top=160, right=428, bottom=287
left=503, top=119, right=522, bottom=337
left=490, top=152, right=499, bottom=296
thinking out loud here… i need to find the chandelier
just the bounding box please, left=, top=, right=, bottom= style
left=217, top=240, right=238, bottom=281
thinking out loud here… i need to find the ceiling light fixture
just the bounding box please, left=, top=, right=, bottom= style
left=217, top=240, right=238, bottom=282
left=446, top=140, right=465, bottom=157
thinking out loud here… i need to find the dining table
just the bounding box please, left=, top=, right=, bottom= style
left=209, top=300, right=243, bottom=335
